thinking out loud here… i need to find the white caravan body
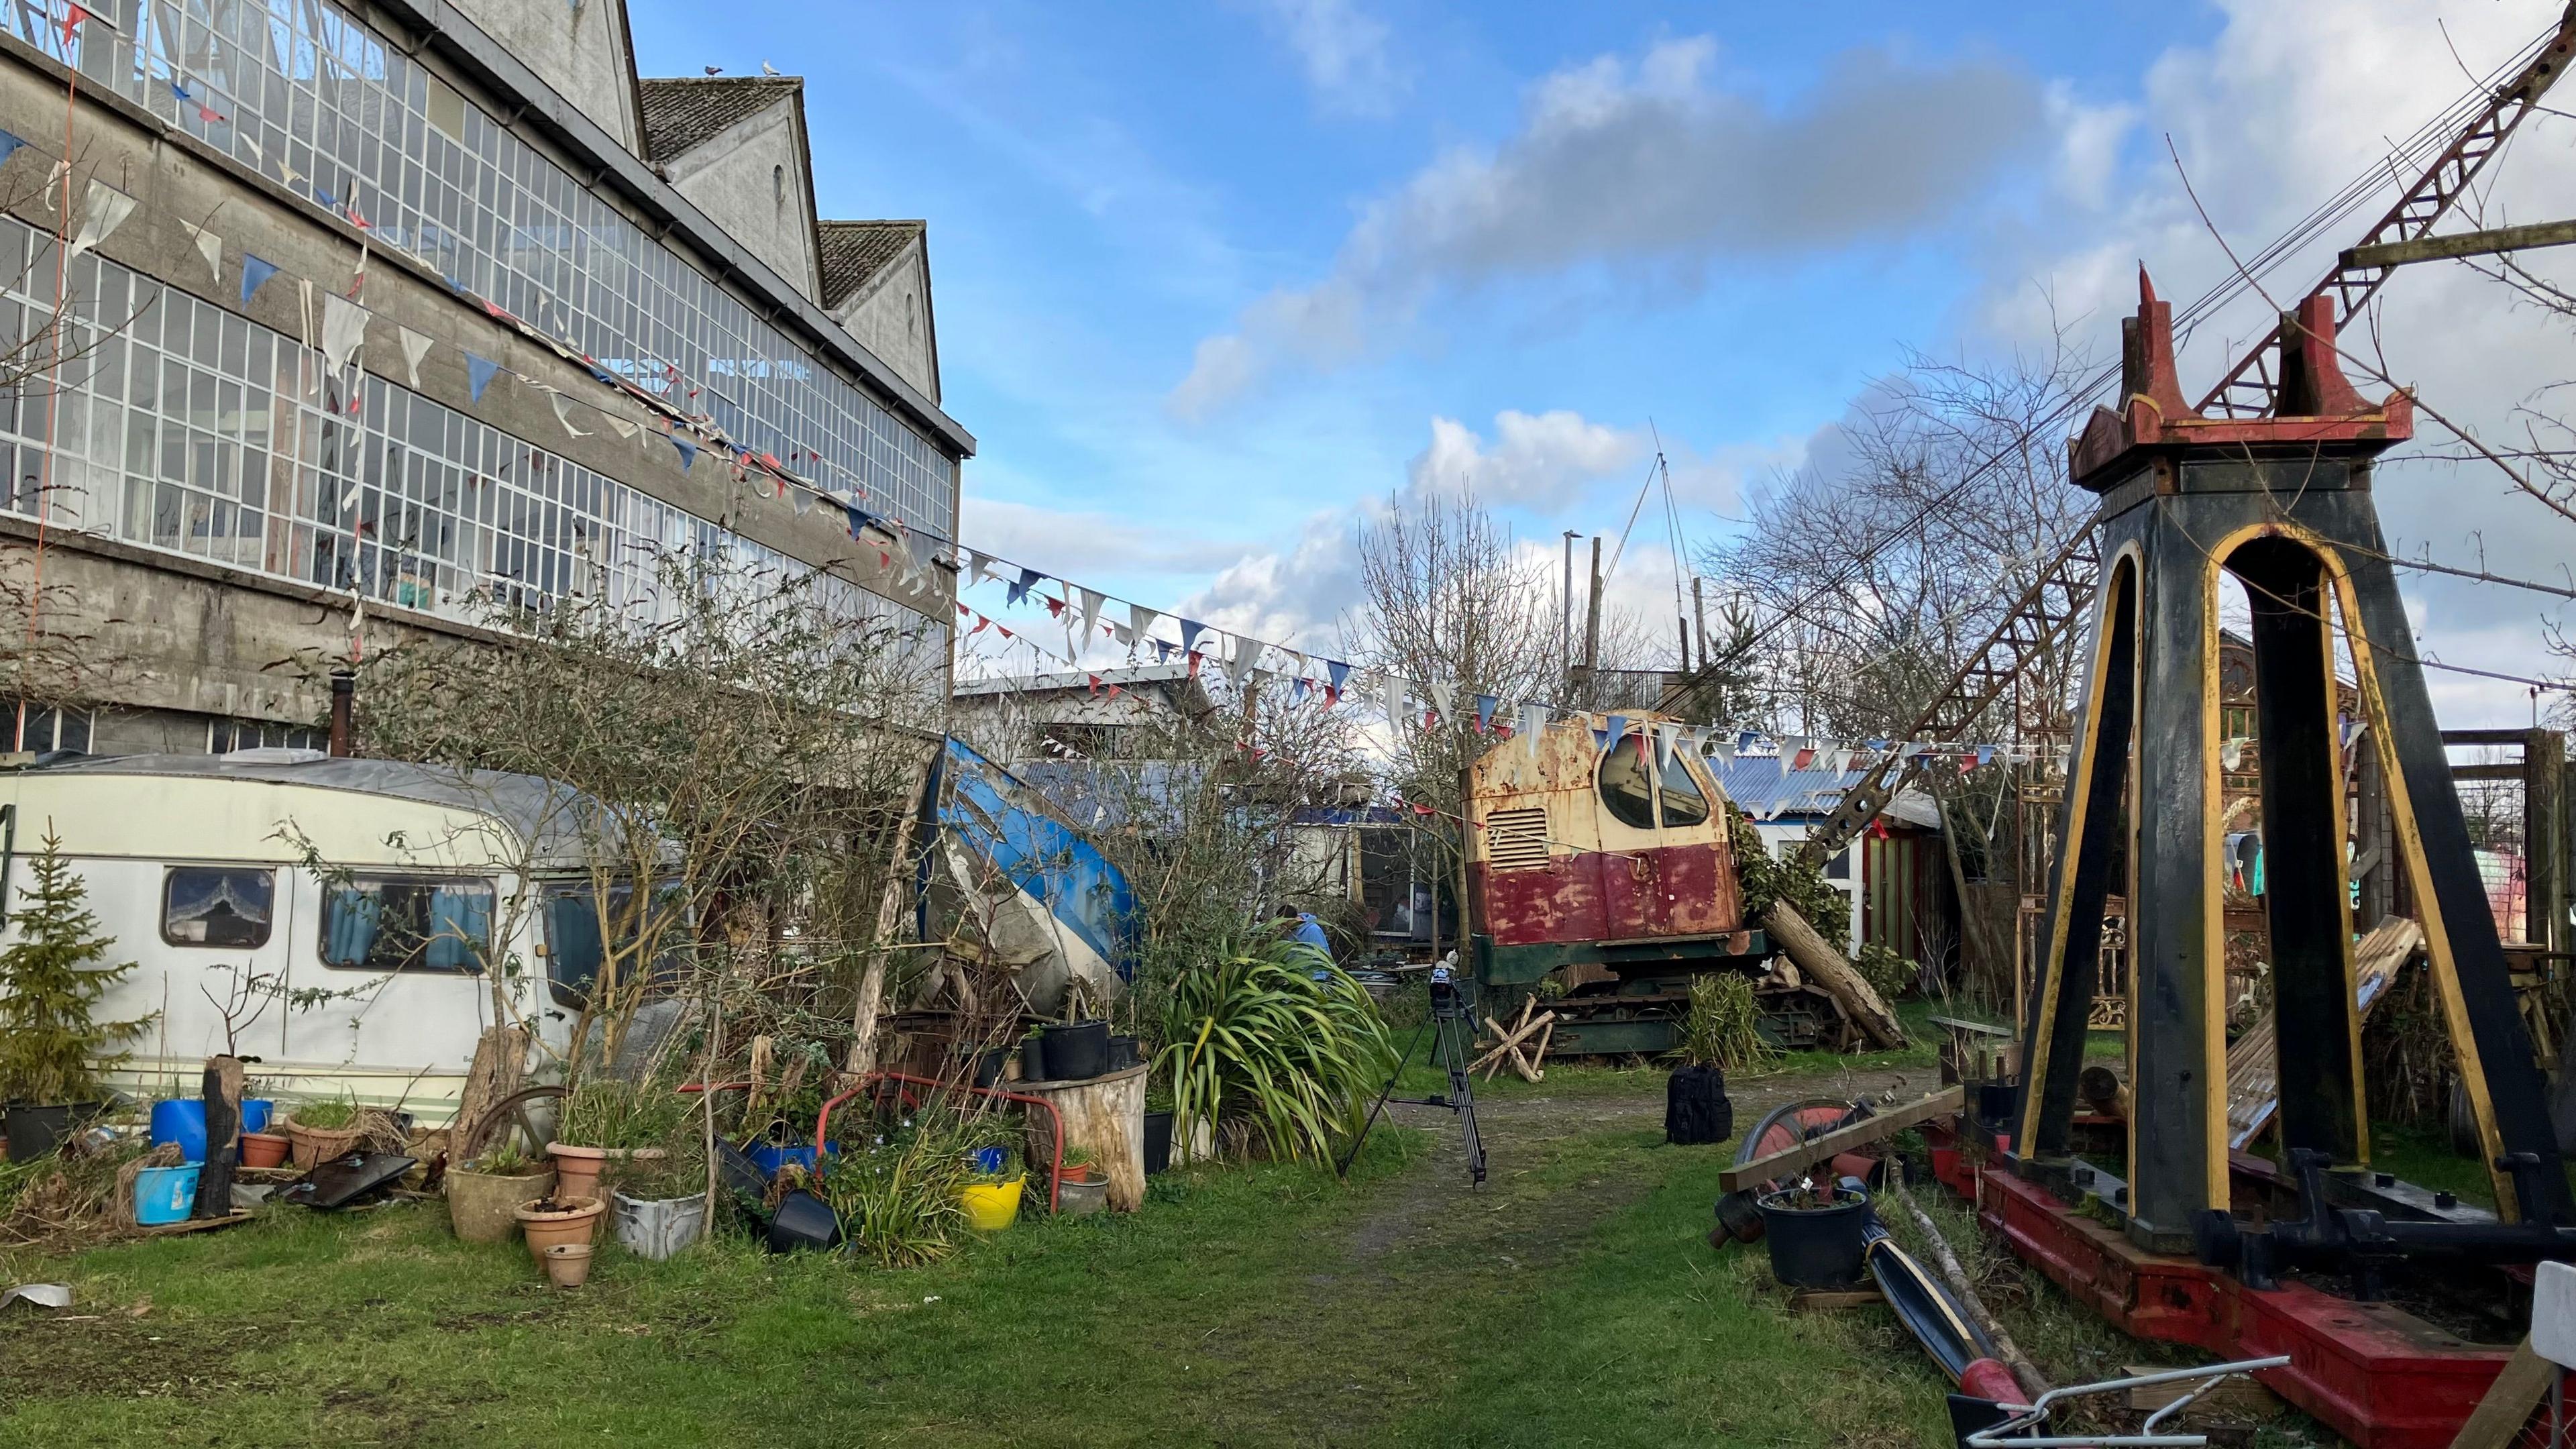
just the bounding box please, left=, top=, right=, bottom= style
left=0, top=751, right=616, bottom=1123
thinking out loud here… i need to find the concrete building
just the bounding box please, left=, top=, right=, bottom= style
left=949, top=664, right=1216, bottom=765
left=0, top=0, right=967, bottom=755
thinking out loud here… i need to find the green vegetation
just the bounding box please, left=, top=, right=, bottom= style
left=0, top=833, right=147, bottom=1106
left=821, top=1108, right=989, bottom=1268
left=1672, top=972, right=1772, bottom=1073
left=282, top=1092, right=359, bottom=1132
left=1156, top=929, right=1395, bottom=1163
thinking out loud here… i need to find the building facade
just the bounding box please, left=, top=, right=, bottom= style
left=0, top=0, right=967, bottom=755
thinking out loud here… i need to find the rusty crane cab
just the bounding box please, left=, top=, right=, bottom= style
left=1466, top=712, right=1772, bottom=1055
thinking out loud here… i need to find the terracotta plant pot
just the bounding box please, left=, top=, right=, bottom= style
left=514, top=1195, right=605, bottom=1262
left=447, top=1165, right=557, bottom=1244
left=1059, top=1161, right=1096, bottom=1185
left=541, top=1242, right=594, bottom=1289
left=239, top=1132, right=291, bottom=1169
left=546, top=1142, right=609, bottom=1201
left=282, top=1116, right=366, bottom=1167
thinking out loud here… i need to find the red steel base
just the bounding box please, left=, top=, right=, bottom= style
left=1927, top=1129, right=2530, bottom=1449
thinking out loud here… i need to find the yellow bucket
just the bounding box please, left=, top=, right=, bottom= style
left=958, top=1175, right=1025, bottom=1231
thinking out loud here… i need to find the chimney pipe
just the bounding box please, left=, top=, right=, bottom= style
left=327, top=667, right=356, bottom=757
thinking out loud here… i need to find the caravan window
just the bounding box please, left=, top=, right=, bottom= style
left=162, top=867, right=274, bottom=947
left=320, top=875, right=494, bottom=973
left=541, top=881, right=690, bottom=1008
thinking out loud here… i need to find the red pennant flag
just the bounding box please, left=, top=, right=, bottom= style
left=1322, top=686, right=1340, bottom=708
left=1791, top=747, right=1817, bottom=770
left=1107, top=685, right=1125, bottom=699
left=60, top=3, right=89, bottom=45
left=997, top=626, right=1014, bottom=641
left=967, top=614, right=989, bottom=637
left=1086, top=674, right=1102, bottom=694
left=1046, top=595, right=1067, bottom=619
left=1187, top=651, right=1204, bottom=678
left=955, top=602, right=969, bottom=614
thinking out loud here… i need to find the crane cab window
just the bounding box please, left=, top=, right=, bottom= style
left=1656, top=753, right=1710, bottom=828
left=1598, top=739, right=1659, bottom=830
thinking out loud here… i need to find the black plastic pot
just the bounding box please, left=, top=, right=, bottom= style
left=1107, top=1035, right=1141, bottom=1072
left=764, top=1189, right=843, bottom=1254
left=1041, top=1021, right=1110, bottom=1081
left=3, top=1102, right=102, bottom=1163
left=1020, top=1036, right=1049, bottom=1083
left=1663, top=1064, right=1733, bottom=1145
left=1755, top=1189, right=1871, bottom=1287
left=1144, top=1110, right=1173, bottom=1176
left=973, top=1046, right=1010, bottom=1089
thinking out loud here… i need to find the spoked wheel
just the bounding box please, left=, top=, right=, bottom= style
left=1734, top=1097, right=1870, bottom=1173
left=457, top=1084, right=568, bottom=1163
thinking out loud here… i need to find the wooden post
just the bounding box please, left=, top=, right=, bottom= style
left=1762, top=899, right=1907, bottom=1050
left=845, top=745, right=938, bottom=1079
left=1018, top=1063, right=1148, bottom=1211
left=193, top=1055, right=243, bottom=1220
left=1583, top=537, right=1604, bottom=681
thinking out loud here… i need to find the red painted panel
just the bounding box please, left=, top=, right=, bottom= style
left=1479, top=842, right=1745, bottom=947
left=1474, top=857, right=1607, bottom=947
left=1656, top=841, right=1743, bottom=935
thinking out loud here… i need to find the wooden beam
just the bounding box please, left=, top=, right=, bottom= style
left=2345, top=217, right=2576, bottom=270
left=1717, top=1085, right=1964, bottom=1193
left=2447, top=1339, right=2556, bottom=1449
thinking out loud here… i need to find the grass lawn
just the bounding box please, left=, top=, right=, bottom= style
left=0, top=1044, right=2308, bottom=1449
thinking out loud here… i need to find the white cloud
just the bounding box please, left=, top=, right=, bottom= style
left=1407, top=410, right=1646, bottom=509
left=1172, top=34, right=2043, bottom=415
left=1177, top=502, right=1379, bottom=656
left=1240, top=0, right=1406, bottom=116
left=961, top=496, right=1255, bottom=576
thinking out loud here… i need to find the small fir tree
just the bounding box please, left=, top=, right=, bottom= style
left=0, top=830, right=148, bottom=1104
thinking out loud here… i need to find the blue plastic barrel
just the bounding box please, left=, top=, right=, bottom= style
left=150, top=1099, right=208, bottom=1163
left=133, top=1164, right=201, bottom=1225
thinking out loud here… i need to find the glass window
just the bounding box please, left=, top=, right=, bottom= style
left=541, top=880, right=689, bottom=1008
left=162, top=867, right=276, bottom=947
left=320, top=875, right=494, bottom=972
left=1597, top=739, right=1658, bottom=831
left=1656, top=753, right=1711, bottom=828
left=1823, top=846, right=1853, bottom=881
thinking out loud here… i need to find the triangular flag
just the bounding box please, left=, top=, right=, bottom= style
left=1475, top=694, right=1499, bottom=733
left=320, top=292, right=368, bottom=372
left=1791, top=747, right=1817, bottom=771
left=397, top=325, right=432, bottom=388
left=906, top=528, right=938, bottom=579
left=180, top=219, right=221, bottom=282
left=1381, top=672, right=1407, bottom=725
left=1008, top=568, right=1040, bottom=606
left=466, top=353, right=502, bottom=401
left=1077, top=586, right=1104, bottom=639
left=605, top=415, right=637, bottom=440
left=1129, top=602, right=1159, bottom=640
left=1605, top=715, right=1629, bottom=750
left=547, top=390, right=589, bottom=438
left=0, top=129, right=23, bottom=168
left=1179, top=619, right=1206, bottom=655
left=1225, top=633, right=1260, bottom=689
left=239, top=253, right=278, bottom=305
left=1291, top=678, right=1310, bottom=706
left=1521, top=704, right=1549, bottom=757
left=792, top=485, right=812, bottom=516
left=1426, top=680, right=1456, bottom=723
left=964, top=549, right=993, bottom=586
left=1326, top=659, right=1350, bottom=696
left=1653, top=722, right=1680, bottom=771
left=670, top=433, right=698, bottom=471
left=1975, top=745, right=1995, bottom=767
left=68, top=179, right=137, bottom=258
left=1110, top=621, right=1133, bottom=647
left=1712, top=733, right=1737, bottom=764
left=1186, top=651, right=1205, bottom=679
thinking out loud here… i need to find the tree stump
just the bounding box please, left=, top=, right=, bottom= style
left=194, top=1056, right=244, bottom=1220
left=1016, top=1063, right=1147, bottom=1212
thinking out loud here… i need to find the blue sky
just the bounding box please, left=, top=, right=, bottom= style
left=631, top=0, right=2576, bottom=727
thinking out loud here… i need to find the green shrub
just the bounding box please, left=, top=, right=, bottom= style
left=1672, top=973, right=1772, bottom=1074
left=286, top=1093, right=360, bottom=1130
left=1727, top=809, right=1849, bottom=953
left=824, top=1109, right=983, bottom=1267
left=1155, top=926, right=1395, bottom=1165
left=1856, top=943, right=1917, bottom=1004
left=0, top=833, right=148, bottom=1105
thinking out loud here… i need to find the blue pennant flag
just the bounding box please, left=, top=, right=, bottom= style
left=1179, top=619, right=1205, bottom=655
left=169, top=80, right=193, bottom=103
left=1976, top=745, right=1995, bottom=767
left=1152, top=639, right=1173, bottom=664
left=1291, top=678, right=1310, bottom=706
left=1008, top=567, right=1041, bottom=606
left=239, top=253, right=278, bottom=305
left=466, top=353, right=500, bottom=402
left=844, top=501, right=880, bottom=540
left=669, top=433, right=698, bottom=472
left=1326, top=659, right=1349, bottom=694
left=1605, top=714, right=1628, bottom=749
left=314, top=184, right=337, bottom=209
left=1475, top=694, right=1498, bottom=732
left=0, top=129, right=24, bottom=168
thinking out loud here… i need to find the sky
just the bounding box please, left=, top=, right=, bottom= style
left=630, top=0, right=2576, bottom=731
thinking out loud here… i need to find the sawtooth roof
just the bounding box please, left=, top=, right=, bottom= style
left=635, top=76, right=801, bottom=162
left=818, top=220, right=924, bottom=308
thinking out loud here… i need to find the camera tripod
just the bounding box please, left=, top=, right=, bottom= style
left=1337, top=967, right=1486, bottom=1186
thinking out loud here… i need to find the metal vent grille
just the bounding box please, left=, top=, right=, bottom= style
left=1487, top=808, right=1551, bottom=873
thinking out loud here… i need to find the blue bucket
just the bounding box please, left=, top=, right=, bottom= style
left=967, top=1145, right=1005, bottom=1175
left=241, top=1099, right=275, bottom=1137
left=150, top=1099, right=208, bottom=1164
left=133, top=1164, right=201, bottom=1225
left=745, top=1140, right=838, bottom=1179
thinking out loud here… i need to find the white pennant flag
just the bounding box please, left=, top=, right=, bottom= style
left=1128, top=602, right=1159, bottom=641
left=547, top=390, right=589, bottom=439
left=319, top=292, right=369, bottom=372
left=1381, top=672, right=1409, bottom=727
left=792, top=486, right=811, bottom=516
left=1426, top=678, right=1456, bottom=724
left=1653, top=722, right=1680, bottom=771
left=1711, top=732, right=1737, bottom=764
left=967, top=549, right=997, bottom=587
left=605, top=415, right=638, bottom=440
left=1110, top=621, right=1134, bottom=648
left=1521, top=703, right=1549, bottom=758
left=1225, top=633, right=1260, bottom=690
left=180, top=219, right=222, bottom=282
left=1077, top=586, right=1105, bottom=641
left=396, top=325, right=433, bottom=388
left=69, top=180, right=137, bottom=258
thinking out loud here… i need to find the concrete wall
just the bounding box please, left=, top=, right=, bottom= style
left=446, top=0, right=641, bottom=154
left=661, top=100, right=820, bottom=304
left=832, top=239, right=938, bottom=402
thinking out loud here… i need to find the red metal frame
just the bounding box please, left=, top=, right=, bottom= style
left=816, top=1072, right=1065, bottom=1214
left=1926, top=1122, right=2542, bottom=1448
